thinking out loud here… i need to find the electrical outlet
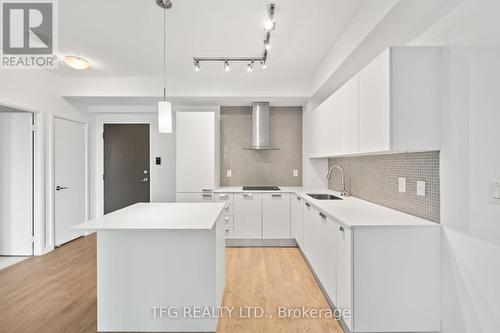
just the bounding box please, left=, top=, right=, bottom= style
left=417, top=181, right=426, bottom=197
left=489, top=181, right=500, bottom=204
left=226, top=170, right=232, bottom=178
left=398, top=177, right=406, bottom=193
left=293, top=169, right=299, bottom=177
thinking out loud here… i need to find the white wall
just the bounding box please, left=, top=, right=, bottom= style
left=0, top=70, right=90, bottom=255
left=88, top=107, right=176, bottom=218
left=411, top=1, right=500, bottom=332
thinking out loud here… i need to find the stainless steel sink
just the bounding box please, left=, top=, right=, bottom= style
left=307, top=193, right=342, bottom=200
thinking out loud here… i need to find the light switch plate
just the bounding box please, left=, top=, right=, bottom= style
left=417, top=181, right=426, bottom=197
left=293, top=169, right=299, bottom=177
left=398, top=177, right=406, bottom=193
left=226, top=170, right=232, bottom=178
left=489, top=181, right=500, bottom=204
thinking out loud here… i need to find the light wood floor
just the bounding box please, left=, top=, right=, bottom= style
left=0, top=234, right=343, bottom=333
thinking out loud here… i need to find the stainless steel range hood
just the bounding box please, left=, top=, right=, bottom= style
left=243, top=102, right=278, bottom=150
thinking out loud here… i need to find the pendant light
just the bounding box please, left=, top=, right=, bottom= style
left=158, top=1, right=172, bottom=133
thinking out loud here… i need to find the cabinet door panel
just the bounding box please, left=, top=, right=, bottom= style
left=336, top=225, right=353, bottom=331
left=262, top=193, right=291, bottom=239
left=339, top=75, right=360, bottom=155
left=176, top=112, right=215, bottom=192
left=302, top=202, right=316, bottom=265
left=233, top=193, right=262, bottom=239
left=359, top=49, right=391, bottom=153
left=291, top=194, right=304, bottom=245
left=314, top=212, right=338, bottom=303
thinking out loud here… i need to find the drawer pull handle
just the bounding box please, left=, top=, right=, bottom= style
left=339, top=226, right=345, bottom=232
left=225, top=217, right=230, bottom=221
left=202, top=189, right=213, bottom=192
left=271, top=194, right=282, bottom=197
left=218, top=194, right=228, bottom=198
left=243, top=194, right=253, bottom=198
left=296, top=196, right=301, bottom=201
left=225, top=205, right=229, bottom=210
left=202, top=194, right=213, bottom=198
left=319, top=212, right=327, bottom=219
left=305, top=202, right=310, bottom=207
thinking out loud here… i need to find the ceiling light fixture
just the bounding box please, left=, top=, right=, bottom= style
left=264, top=40, right=271, bottom=51
left=63, top=55, right=90, bottom=70
left=192, top=3, right=275, bottom=72
left=157, top=0, right=173, bottom=133
left=260, top=61, right=267, bottom=69
left=247, top=61, right=254, bottom=72
left=194, top=60, right=200, bottom=71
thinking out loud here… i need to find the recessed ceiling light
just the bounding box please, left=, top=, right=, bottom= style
left=224, top=60, right=231, bottom=72
left=264, top=41, right=271, bottom=51
left=194, top=60, right=200, bottom=71
left=261, top=61, right=267, bottom=69
left=63, top=55, right=90, bottom=70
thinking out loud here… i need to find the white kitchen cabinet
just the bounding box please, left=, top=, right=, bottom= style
left=314, top=211, right=338, bottom=305
left=175, top=192, right=214, bottom=203
left=309, top=92, right=341, bottom=158
left=359, top=49, right=391, bottom=153
left=339, top=75, right=360, bottom=155
left=336, top=223, right=352, bottom=330
left=215, top=193, right=233, bottom=239
left=291, top=194, right=304, bottom=246
left=309, top=46, right=441, bottom=158
left=302, top=201, right=316, bottom=267
left=176, top=111, right=219, bottom=194
left=262, top=193, right=291, bottom=239
left=233, top=193, right=262, bottom=239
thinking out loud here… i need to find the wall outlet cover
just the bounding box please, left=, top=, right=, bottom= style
left=489, top=181, right=500, bottom=204
left=293, top=169, right=299, bottom=177
left=398, top=177, right=406, bottom=193
left=417, top=181, right=426, bottom=197
left=226, top=170, right=232, bottom=178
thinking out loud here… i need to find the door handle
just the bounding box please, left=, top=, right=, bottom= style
left=55, top=186, right=69, bottom=191
left=339, top=226, right=345, bottom=232
left=141, top=178, right=149, bottom=182
left=319, top=212, right=327, bottom=219
left=305, top=202, right=310, bottom=207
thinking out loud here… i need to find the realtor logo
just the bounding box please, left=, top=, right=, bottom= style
left=1, top=0, right=57, bottom=68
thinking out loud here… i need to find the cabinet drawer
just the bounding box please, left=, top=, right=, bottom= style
left=176, top=192, right=214, bottom=203
left=223, top=215, right=234, bottom=228
left=215, top=193, right=234, bottom=204
left=222, top=203, right=233, bottom=215
left=224, top=227, right=233, bottom=239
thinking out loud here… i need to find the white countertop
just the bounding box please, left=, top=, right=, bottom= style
left=215, top=186, right=439, bottom=228
left=73, top=202, right=225, bottom=230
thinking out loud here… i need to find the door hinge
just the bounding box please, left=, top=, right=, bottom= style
left=31, top=236, right=36, bottom=243
left=31, top=125, right=36, bottom=131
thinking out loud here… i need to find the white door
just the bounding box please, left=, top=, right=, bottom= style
left=262, top=193, right=291, bottom=239
left=233, top=193, right=262, bottom=239
left=0, top=112, right=33, bottom=255
left=302, top=201, right=315, bottom=264
left=54, top=117, right=86, bottom=246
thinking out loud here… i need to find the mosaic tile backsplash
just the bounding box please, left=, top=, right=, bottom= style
left=328, top=151, right=440, bottom=223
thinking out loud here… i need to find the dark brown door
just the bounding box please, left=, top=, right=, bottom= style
left=104, top=124, right=150, bottom=214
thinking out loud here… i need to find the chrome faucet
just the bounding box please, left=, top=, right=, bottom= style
left=327, top=165, right=348, bottom=197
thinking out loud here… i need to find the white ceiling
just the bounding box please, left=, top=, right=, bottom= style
left=55, top=0, right=365, bottom=80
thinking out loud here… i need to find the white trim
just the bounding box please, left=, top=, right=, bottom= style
left=0, top=101, right=45, bottom=255
left=94, top=114, right=156, bottom=217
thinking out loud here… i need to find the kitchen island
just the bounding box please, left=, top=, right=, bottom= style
left=74, top=202, right=226, bottom=332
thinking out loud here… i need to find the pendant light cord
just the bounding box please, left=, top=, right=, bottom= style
left=163, top=6, right=166, bottom=101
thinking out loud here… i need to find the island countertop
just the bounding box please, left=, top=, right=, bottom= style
left=74, top=202, right=225, bottom=230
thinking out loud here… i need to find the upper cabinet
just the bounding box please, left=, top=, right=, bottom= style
left=309, top=46, right=442, bottom=158
left=176, top=111, right=220, bottom=193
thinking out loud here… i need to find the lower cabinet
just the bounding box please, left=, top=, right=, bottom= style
left=314, top=210, right=338, bottom=304
left=233, top=193, right=262, bottom=239
left=299, top=205, right=441, bottom=333
left=176, top=192, right=214, bottom=202
left=215, top=193, right=234, bottom=239
left=262, top=193, right=291, bottom=239
left=291, top=194, right=304, bottom=246
left=302, top=201, right=316, bottom=266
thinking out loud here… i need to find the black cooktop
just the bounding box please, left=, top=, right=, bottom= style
left=242, top=186, right=281, bottom=191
